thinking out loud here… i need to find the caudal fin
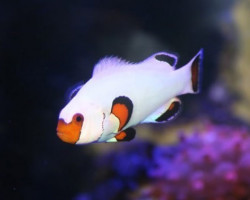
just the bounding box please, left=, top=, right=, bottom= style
left=191, top=49, right=203, bottom=93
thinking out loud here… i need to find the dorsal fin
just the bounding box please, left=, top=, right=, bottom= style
left=93, top=52, right=178, bottom=76
left=92, top=57, right=131, bottom=76
left=152, top=52, right=178, bottom=67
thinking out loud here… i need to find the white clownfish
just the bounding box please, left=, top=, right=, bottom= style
left=57, top=50, right=203, bottom=144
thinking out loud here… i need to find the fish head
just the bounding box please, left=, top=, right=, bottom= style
left=57, top=99, right=105, bottom=144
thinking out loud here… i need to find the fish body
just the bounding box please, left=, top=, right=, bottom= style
left=57, top=50, right=203, bottom=144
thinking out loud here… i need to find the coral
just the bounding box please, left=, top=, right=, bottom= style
left=139, top=124, right=250, bottom=199
left=76, top=123, right=250, bottom=200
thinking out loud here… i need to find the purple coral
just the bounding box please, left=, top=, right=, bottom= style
left=81, top=123, right=250, bottom=199
left=138, top=124, right=250, bottom=199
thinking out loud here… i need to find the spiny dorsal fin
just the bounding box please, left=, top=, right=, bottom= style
left=92, top=57, right=131, bottom=76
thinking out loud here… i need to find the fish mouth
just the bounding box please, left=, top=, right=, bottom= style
left=56, top=131, right=78, bottom=144
left=56, top=118, right=82, bottom=144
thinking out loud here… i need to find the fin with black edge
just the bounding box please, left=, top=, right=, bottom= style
left=142, top=98, right=182, bottom=123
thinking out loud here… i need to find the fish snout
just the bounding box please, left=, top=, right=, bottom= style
left=56, top=114, right=84, bottom=144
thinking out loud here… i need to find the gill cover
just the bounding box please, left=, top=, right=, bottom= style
left=75, top=104, right=116, bottom=144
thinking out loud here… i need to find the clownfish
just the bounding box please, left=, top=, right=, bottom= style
left=57, top=50, right=203, bottom=144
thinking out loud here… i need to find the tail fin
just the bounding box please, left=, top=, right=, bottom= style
left=190, top=49, right=203, bottom=93
left=176, top=49, right=203, bottom=95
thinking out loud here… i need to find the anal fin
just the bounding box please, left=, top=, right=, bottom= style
left=142, top=98, right=182, bottom=123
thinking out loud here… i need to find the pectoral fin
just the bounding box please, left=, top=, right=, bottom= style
left=142, top=98, right=182, bottom=123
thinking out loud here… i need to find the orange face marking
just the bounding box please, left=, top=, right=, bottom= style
left=56, top=114, right=83, bottom=144
left=115, top=131, right=127, bottom=140
left=111, top=104, right=129, bottom=131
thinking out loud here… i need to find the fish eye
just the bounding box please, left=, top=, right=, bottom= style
left=75, top=114, right=83, bottom=122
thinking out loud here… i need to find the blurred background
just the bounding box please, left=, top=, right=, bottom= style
left=1, top=0, right=250, bottom=199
